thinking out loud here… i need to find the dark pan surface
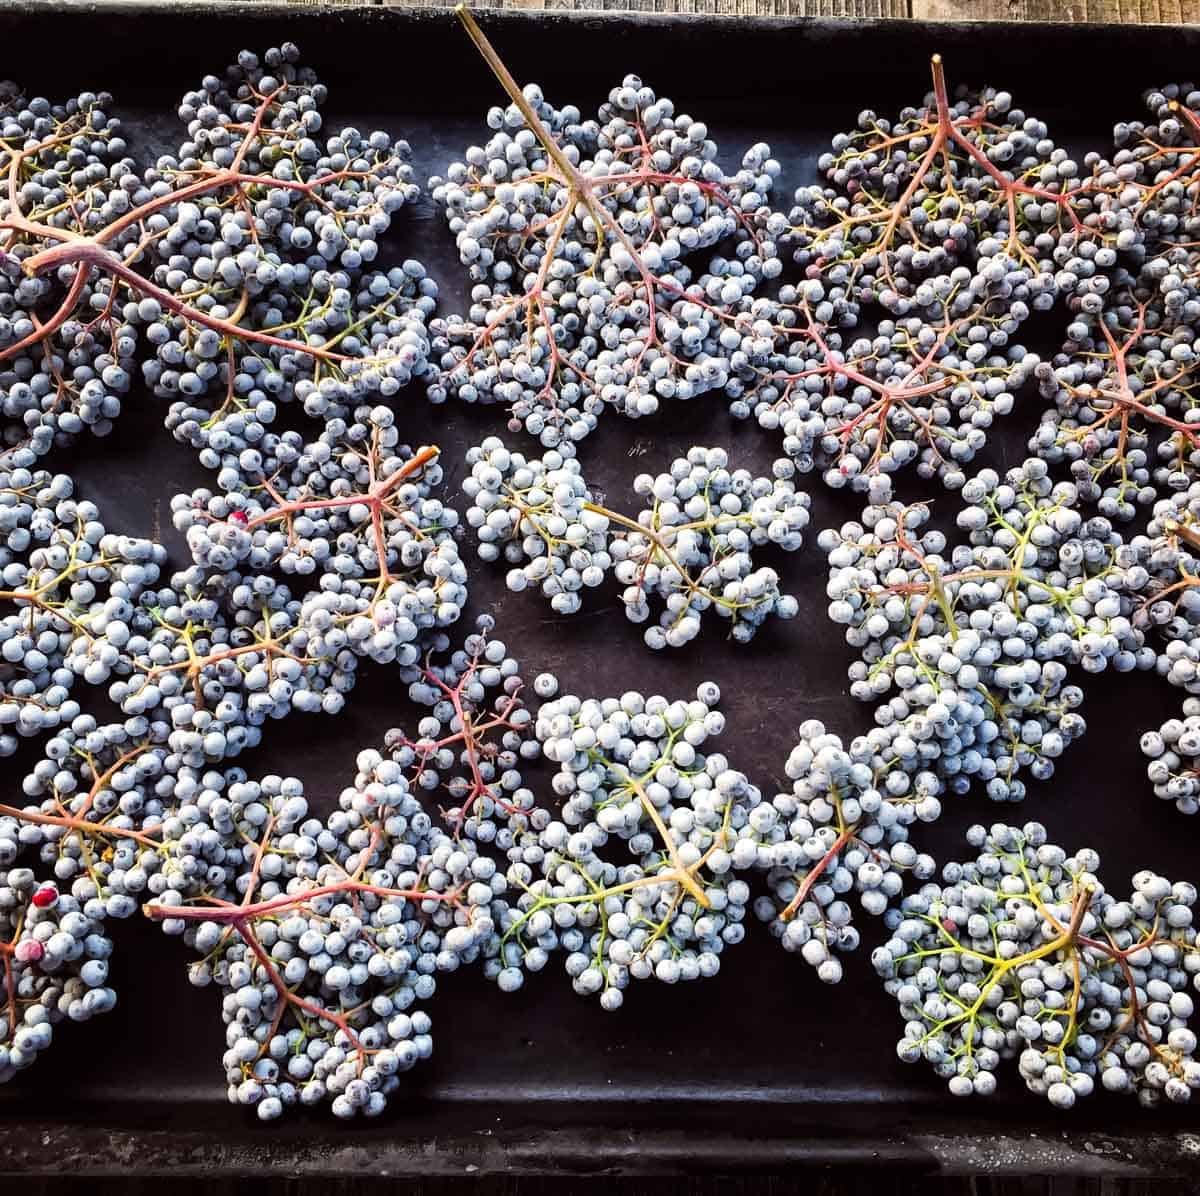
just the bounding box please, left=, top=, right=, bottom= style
left=0, top=2, right=1198, bottom=1175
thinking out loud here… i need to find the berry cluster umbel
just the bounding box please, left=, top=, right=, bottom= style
left=1, top=43, right=435, bottom=477
left=464, top=439, right=809, bottom=648
left=876, top=822, right=1200, bottom=1107
left=823, top=456, right=1149, bottom=804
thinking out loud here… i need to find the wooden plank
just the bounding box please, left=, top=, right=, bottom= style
left=381, top=0, right=909, bottom=13
left=913, top=0, right=1200, bottom=19
left=910, top=0, right=1011, bottom=14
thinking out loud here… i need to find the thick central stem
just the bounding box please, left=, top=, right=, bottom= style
left=143, top=877, right=462, bottom=924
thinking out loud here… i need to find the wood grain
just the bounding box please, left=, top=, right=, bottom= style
left=379, top=0, right=1199, bottom=15
left=912, top=0, right=1200, bottom=19
left=383, top=0, right=911, bottom=14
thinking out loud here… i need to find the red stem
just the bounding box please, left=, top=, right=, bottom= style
left=779, top=824, right=856, bottom=922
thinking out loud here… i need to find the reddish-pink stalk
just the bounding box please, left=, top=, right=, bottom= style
left=143, top=878, right=462, bottom=924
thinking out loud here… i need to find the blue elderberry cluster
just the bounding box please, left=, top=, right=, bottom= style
left=2, top=43, right=436, bottom=480
left=0, top=468, right=166, bottom=752
left=875, top=822, right=1200, bottom=1107
left=504, top=680, right=761, bottom=1008
left=1029, top=85, right=1200, bottom=519
left=0, top=85, right=141, bottom=466
left=429, top=76, right=777, bottom=448
left=463, top=438, right=809, bottom=647
left=746, top=720, right=939, bottom=986
left=822, top=457, right=1149, bottom=804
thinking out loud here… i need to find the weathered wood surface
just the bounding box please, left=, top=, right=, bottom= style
left=911, top=0, right=1199, bottom=21
left=378, top=0, right=1198, bottom=18
left=382, top=0, right=910, bottom=13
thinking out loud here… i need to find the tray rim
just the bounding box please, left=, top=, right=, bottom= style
left=1, top=1116, right=1199, bottom=1178
left=1, top=0, right=1200, bottom=1176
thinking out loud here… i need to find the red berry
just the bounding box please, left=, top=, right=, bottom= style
left=31, top=885, right=58, bottom=909
left=228, top=510, right=248, bottom=525
left=941, top=917, right=957, bottom=933
left=14, top=939, right=44, bottom=964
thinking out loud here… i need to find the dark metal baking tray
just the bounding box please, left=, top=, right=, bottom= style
left=2, top=1, right=1200, bottom=1178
